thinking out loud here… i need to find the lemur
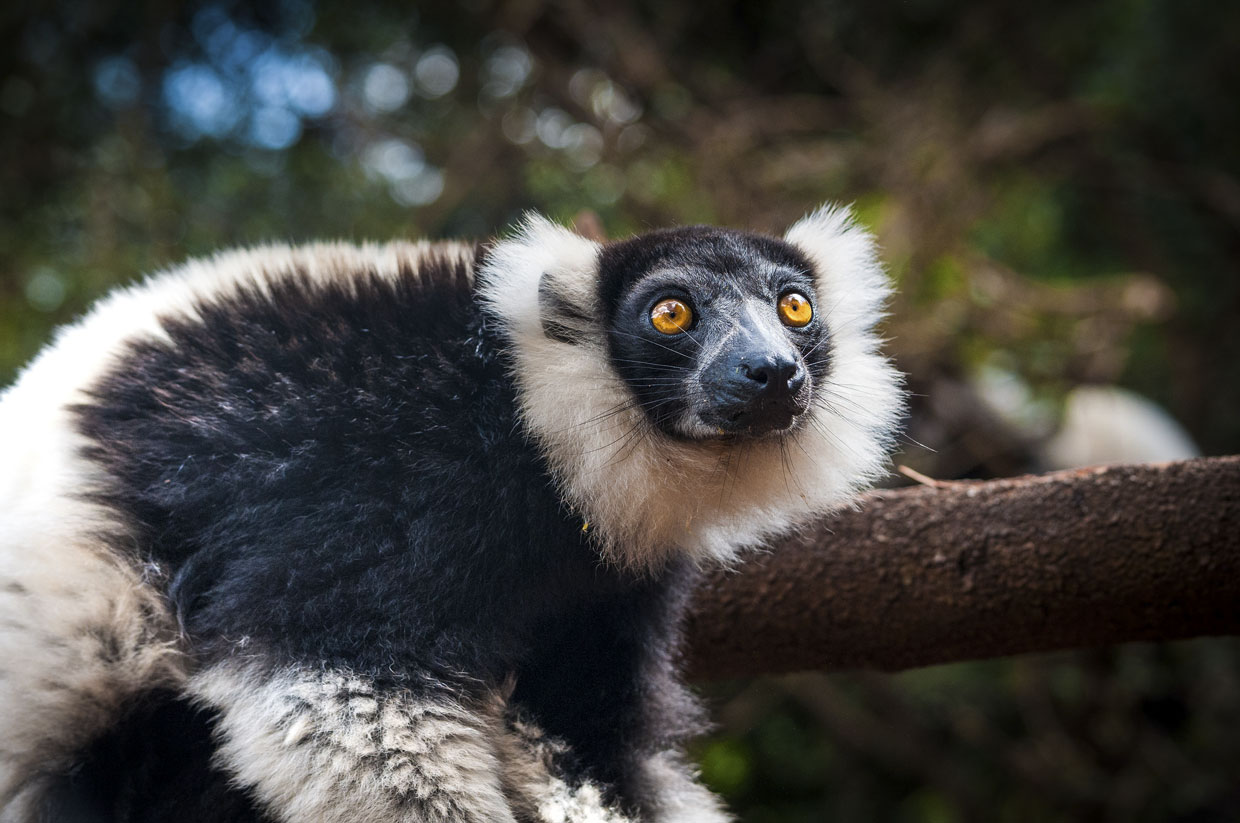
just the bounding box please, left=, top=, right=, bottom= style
left=0, top=206, right=902, bottom=822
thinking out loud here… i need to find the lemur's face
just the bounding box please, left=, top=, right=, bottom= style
left=488, top=208, right=899, bottom=564
left=597, top=227, right=830, bottom=441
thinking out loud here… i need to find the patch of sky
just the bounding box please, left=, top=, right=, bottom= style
left=251, top=48, right=336, bottom=117
left=391, top=168, right=444, bottom=206
left=163, top=62, right=243, bottom=139
left=569, top=69, right=641, bottom=125
left=249, top=106, right=302, bottom=150
left=414, top=46, right=459, bottom=98
left=482, top=44, right=531, bottom=99
left=360, top=137, right=444, bottom=206
left=25, top=269, right=67, bottom=313
left=363, top=63, right=410, bottom=112
left=362, top=138, right=426, bottom=182
left=157, top=4, right=337, bottom=149
left=535, top=108, right=573, bottom=149
left=93, top=56, right=142, bottom=109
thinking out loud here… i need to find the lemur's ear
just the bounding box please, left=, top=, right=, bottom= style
left=783, top=203, right=891, bottom=339
left=479, top=213, right=602, bottom=347
left=537, top=275, right=595, bottom=345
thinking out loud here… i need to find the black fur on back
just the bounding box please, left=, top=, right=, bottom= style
left=67, top=245, right=703, bottom=817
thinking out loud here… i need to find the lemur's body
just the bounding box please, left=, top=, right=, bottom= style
left=0, top=209, right=902, bottom=822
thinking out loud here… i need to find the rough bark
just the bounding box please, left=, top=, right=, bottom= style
left=684, top=456, right=1240, bottom=681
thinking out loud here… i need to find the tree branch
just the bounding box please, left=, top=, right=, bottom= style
left=685, top=456, right=1240, bottom=680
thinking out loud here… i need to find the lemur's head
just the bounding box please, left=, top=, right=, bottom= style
left=595, top=227, right=826, bottom=441
left=481, top=206, right=904, bottom=570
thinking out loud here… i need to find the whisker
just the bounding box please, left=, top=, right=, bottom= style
left=812, top=392, right=870, bottom=420
left=718, top=440, right=742, bottom=508
left=816, top=381, right=896, bottom=408
left=674, top=322, right=704, bottom=351
left=608, top=330, right=695, bottom=360
left=898, top=432, right=936, bottom=452
left=778, top=439, right=795, bottom=496
left=787, top=428, right=814, bottom=463
left=715, top=448, right=736, bottom=507
left=608, top=358, right=694, bottom=372
left=602, top=419, right=651, bottom=470
left=807, top=412, right=867, bottom=461
left=578, top=420, right=650, bottom=455
left=797, top=294, right=849, bottom=360
left=708, top=445, right=731, bottom=493
left=547, top=392, right=688, bottom=436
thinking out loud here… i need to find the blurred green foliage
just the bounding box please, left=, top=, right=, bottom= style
left=2, top=0, right=1238, bottom=820
left=695, top=640, right=1240, bottom=822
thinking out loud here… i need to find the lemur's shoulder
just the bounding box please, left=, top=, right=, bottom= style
left=1, top=240, right=478, bottom=429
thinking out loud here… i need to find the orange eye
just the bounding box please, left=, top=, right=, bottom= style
left=650, top=298, right=693, bottom=335
left=777, top=292, right=813, bottom=327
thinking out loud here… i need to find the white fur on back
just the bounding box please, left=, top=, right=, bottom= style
left=0, top=241, right=474, bottom=820
left=479, top=207, right=903, bottom=571
left=498, top=716, right=726, bottom=823
left=190, top=663, right=515, bottom=823
left=641, top=751, right=732, bottom=823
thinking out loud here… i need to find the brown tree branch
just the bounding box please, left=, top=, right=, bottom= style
left=685, top=456, right=1240, bottom=680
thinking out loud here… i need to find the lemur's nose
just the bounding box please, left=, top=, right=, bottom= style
left=706, top=348, right=807, bottom=433
left=738, top=356, right=804, bottom=400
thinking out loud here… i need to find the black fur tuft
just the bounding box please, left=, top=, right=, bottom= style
left=45, top=695, right=270, bottom=823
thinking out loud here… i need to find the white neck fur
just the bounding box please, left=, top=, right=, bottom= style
left=479, top=206, right=903, bottom=571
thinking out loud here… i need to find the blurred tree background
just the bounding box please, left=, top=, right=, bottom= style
left=2, top=0, right=1238, bottom=820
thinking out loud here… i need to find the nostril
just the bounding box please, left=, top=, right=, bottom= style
left=740, top=363, right=770, bottom=386
left=787, top=367, right=806, bottom=394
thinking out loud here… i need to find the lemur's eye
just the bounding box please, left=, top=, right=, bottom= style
left=650, top=298, right=693, bottom=335
left=777, top=292, right=813, bottom=327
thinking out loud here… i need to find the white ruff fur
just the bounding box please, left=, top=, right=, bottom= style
left=189, top=664, right=516, bottom=823
left=0, top=241, right=473, bottom=821
left=499, top=719, right=728, bottom=823
left=480, top=206, right=903, bottom=570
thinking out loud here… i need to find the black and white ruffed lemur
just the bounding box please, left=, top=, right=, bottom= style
left=0, top=206, right=903, bottom=822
